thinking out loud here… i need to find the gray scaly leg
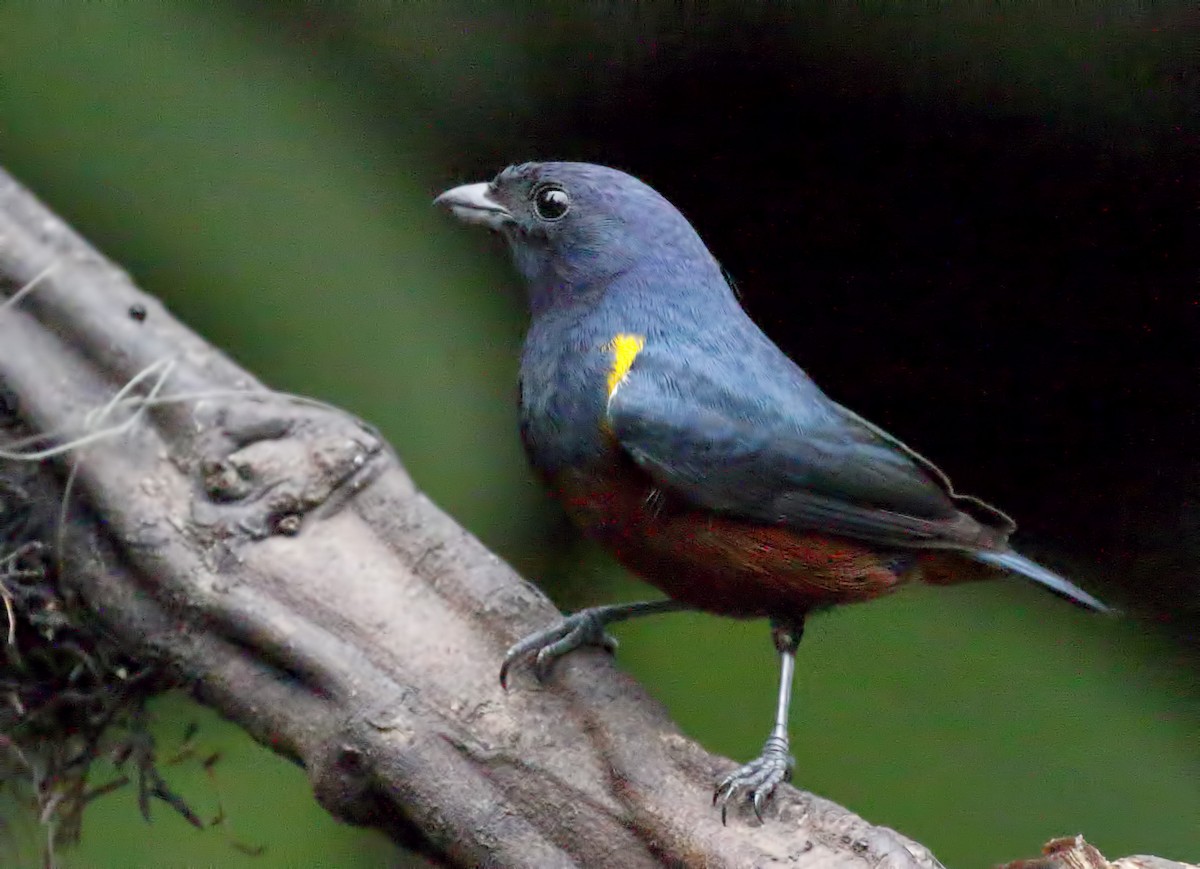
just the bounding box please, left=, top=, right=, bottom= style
left=714, top=618, right=804, bottom=823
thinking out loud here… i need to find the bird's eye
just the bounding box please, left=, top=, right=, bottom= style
left=532, top=184, right=570, bottom=221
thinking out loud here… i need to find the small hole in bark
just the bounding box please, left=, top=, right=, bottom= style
left=274, top=514, right=302, bottom=536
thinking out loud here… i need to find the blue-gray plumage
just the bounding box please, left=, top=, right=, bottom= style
left=435, top=161, right=1111, bottom=822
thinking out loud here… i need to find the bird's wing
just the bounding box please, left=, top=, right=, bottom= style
left=606, top=348, right=1010, bottom=549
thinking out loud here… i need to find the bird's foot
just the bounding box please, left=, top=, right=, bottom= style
left=713, top=734, right=794, bottom=824
left=499, top=608, right=620, bottom=688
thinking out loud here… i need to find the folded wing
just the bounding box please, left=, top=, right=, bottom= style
left=606, top=347, right=1013, bottom=552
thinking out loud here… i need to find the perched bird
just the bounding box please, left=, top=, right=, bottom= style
left=435, top=162, right=1110, bottom=821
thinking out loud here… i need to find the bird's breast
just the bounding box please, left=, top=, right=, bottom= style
left=518, top=317, right=649, bottom=475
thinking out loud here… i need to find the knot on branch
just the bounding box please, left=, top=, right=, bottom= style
left=192, top=398, right=387, bottom=541
left=311, top=739, right=377, bottom=823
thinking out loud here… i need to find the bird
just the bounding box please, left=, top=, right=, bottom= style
left=434, top=161, right=1111, bottom=822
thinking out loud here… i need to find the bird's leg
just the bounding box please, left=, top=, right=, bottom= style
left=499, top=599, right=692, bottom=688
left=713, top=617, right=804, bottom=823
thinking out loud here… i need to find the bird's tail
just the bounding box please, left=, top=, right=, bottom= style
left=972, top=549, right=1113, bottom=613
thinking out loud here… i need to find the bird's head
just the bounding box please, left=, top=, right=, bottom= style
left=436, top=162, right=725, bottom=316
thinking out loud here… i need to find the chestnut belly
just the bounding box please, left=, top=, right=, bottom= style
left=549, top=463, right=924, bottom=619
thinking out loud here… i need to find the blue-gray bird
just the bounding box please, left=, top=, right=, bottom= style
left=435, top=161, right=1110, bottom=821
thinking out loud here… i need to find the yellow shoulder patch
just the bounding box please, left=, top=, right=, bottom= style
left=606, top=333, right=645, bottom=399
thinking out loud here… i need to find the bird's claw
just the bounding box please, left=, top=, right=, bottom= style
left=499, top=609, right=619, bottom=689
left=713, top=735, right=794, bottom=824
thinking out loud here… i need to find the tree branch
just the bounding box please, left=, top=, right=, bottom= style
left=0, top=166, right=1165, bottom=868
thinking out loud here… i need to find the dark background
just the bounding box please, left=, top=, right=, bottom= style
left=0, top=4, right=1196, bottom=867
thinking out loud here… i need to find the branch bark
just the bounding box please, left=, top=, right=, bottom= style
left=0, top=166, right=1163, bottom=868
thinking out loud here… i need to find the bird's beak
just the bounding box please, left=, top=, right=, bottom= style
left=434, top=182, right=514, bottom=229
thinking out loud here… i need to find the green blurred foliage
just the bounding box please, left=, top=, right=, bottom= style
left=0, top=3, right=1196, bottom=867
